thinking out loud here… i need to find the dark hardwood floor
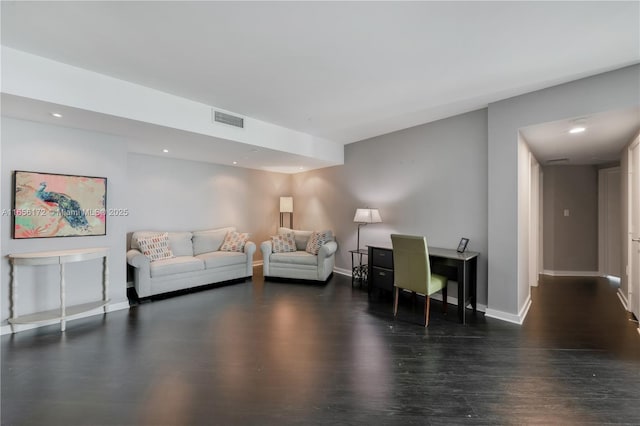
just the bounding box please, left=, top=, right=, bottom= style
left=2, top=270, right=639, bottom=425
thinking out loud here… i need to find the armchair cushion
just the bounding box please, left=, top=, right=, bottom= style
left=270, top=251, right=318, bottom=266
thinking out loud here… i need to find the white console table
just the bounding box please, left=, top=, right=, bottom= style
left=8, top=247, right=110, bottom=333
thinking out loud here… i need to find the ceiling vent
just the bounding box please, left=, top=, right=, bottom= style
left=213, top=110, right=244, bottom=128
left=546, top=158, right=569, bottom=165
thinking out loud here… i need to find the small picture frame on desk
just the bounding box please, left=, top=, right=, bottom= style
left=457, top=238, right=469, bottom=253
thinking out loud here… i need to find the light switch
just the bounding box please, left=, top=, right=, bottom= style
left=564, top=209, right=570, bottom=217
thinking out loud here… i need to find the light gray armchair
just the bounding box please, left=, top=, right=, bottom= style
left=261, top=227, right=337, bottom=282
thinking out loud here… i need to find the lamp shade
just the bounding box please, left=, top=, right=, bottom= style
left=353, top=208, right=382, bottom=224
left=280, top=197, right=293, bottom=213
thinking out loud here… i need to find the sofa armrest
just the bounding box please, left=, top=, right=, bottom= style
left=127, top=249, right=151, bottom=297
left=127, top=249, right=149, bottom=268
left=260, top=240, right=273, bottom=276
left=244, top=241, right=256, bottom=276
left=244, top=241, right=256, bottom=256
left=317, top=241, right=338, bottom=281
left=318, top=241, right=338, bottom=260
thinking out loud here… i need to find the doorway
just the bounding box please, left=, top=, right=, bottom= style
left=598, top=167, right=622, bottom=278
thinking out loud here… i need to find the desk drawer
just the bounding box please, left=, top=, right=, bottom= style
left=371, top=248, right=393, bottom=269
left=371, top=267, right=394, bottom=292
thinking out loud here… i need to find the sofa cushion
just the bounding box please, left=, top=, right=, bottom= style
left=270, top=251, right=318, bottom=266
left=306, top=230, right=333, bottom=255
left=220, top=231, right=249, bottom=252
left=137, top=233, right=174, bottom=262
left=193, top=227, right=235, bottom=255
left=167, top=232, right=194, bottom=256
left=150, top=256, right=204, bottom=278
left=271, top=233, right=297, bottom=253
left=196, top=251, right=247, bottom=269
left=279, top=228, right=314, bottom=251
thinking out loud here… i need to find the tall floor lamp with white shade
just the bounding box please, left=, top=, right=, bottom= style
left=280, top=197, right=293, bottom=228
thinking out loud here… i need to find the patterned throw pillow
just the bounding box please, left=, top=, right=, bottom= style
left=305, top=230, right=332, bottom=255
left=271, top=233, right=297, bottom=253
left=137, top=232, right=174, bottom=262
left=220, top=231, right=249, bottom=252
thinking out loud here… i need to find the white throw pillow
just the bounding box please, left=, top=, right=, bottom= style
left=137, top=232, right=174, bottom=262
left=305, top=230, right=332, bottom=255
left=220, top=231, right=249, bottom=252
left=271, top=233, right=297, bottom=253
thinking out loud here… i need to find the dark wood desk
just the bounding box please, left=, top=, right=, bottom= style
left=367, top=245, right=479, bottom=324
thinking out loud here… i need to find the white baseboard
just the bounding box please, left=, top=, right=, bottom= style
left=333, top=266, right=352, bottom=277
left=617, top=289, right=629, bottom=311
left=542, top=270, right=601, bottom=277
left=485, top=295, right=532, bottom=325
left=1, top=301, right=130, bottom=336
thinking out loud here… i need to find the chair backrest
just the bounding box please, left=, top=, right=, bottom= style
left=391, top=234, right=431, bottom=294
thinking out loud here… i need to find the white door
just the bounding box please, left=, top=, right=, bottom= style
left=629, top=139, right=640, bottom=326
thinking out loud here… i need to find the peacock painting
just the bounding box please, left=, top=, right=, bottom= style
left=36, top=181, right=90, bottom=230
left=13, top=171, right=107, bottom=239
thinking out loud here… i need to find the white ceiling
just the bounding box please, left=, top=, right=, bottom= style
left=1, top=1, right=639, bottom=169
left=520, top=107, right=640, bottom=166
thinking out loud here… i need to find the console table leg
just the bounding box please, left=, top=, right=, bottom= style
left=103, top=256, right=109, bottom=314
left=60, top=263, right=66, bottom=332
left=10, top=263, right=17, bottom=334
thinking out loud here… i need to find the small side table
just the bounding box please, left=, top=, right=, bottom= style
left=349, top=249, right=368, bottom=287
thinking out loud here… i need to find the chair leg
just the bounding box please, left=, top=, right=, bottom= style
left=394, top=287, right=399, bottom=317
left=425, top=296, right=430, bottom=327
left=442, top=283, right=448, bottom=314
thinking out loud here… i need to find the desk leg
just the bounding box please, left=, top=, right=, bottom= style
left=457, top=261, right=465, bottom=324
left=469, top=258, right=477, bottom=313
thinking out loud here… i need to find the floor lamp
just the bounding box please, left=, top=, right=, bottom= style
left=280, top=197, right=293, bottom=228
left=354, top=208, right=382, bottom=252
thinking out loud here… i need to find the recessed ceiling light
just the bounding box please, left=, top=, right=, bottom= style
left=163, top=149, right=169, bottom=153
left=299, top=167, right=304, bottom=170
left=50, top=112, right=63, bottom=118
left=569, top=127, right=586, bottom=134
left=233, top=161, right=238, bottom=165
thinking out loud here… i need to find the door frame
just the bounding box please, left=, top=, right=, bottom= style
left=627, top=137, right=640, bottom=332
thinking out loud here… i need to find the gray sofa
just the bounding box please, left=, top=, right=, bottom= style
left=261, top=227, right=337, bottom=282
left=127, top=227, right=255, bottom=298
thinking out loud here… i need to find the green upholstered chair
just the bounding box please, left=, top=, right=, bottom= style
left=391, top=234, right=448, bottom=327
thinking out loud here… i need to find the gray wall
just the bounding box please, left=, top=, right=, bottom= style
left=292, top=109, right=489, bottom=307
left=1, top=117, right=129, bottom=323
left=126, top=153, right=291, bottom=260
left=543, top=165, right=598, bottom=272
left=488, top=64, right=640, bottom=319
